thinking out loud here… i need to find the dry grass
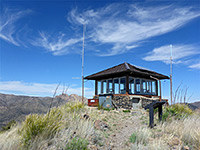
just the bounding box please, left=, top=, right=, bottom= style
left=0, top=102, right=96, bottom=150
left=0, top=102, right=199, bottom=150
left=0, top=125, right=21, bottom=150
left=131, top=111, right=200, bottom=150
left=162, top=114, right=200, bottom=149
left=135, top=127, right=152, bottom=145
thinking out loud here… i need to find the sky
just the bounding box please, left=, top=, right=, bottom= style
left=0, top=0, right=200, bottom=103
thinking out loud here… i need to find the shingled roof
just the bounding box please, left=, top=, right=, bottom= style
left=85, top=62, right=169, bottom=80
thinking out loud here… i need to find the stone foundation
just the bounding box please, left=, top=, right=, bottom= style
left=112, top=95, right=132, bottom=109
left=92, top=95, right=161, bottom=109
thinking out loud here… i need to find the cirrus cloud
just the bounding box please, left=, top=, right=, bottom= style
left=0, top=8, right=31, bottom=46
left=68, top=4, right=200, bottom=56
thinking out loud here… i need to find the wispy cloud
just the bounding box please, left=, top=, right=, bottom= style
left=0, top=81, right=93, bottom=97
left=1, top=4, right=199, bottom=57
left=68, top=4, right=200, bottom=56
left=31, top=32, right=82, bottom=55
left=0, top=8, right=31, bottom=46
left=189, top=62, right=200, bottom=70
left=143, top=44, right=199, bottom=64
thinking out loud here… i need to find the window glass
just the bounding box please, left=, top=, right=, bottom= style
left=135, top=79, right=141, bottom=94
left=102, top=80, right=107, bottom=94
left=97, top=81, right=101, bottom=94
left=152, top=81, right=156, bottom=95
left=142, top=80, right=146, bottom=93
left=146, top=81, right=151, bottom=94
left=107, top=79, right=113, bottom=93
left=114, top=78, right=119, bottom=94
left=129, top=77, right=134, bottom=94
left=120, top=77, right=126, bottom=94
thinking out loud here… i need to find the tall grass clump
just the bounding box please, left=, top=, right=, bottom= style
left=19, top=107, right=63, bottom=149
left=135, top=127, right=152, bottom=145
left=0, top=102, right=98, bottom=150
left=162, top=114, right=200, bottom=149
left=0, top=125, right=21, bottom=150
left=65, top=137, right=88, bottom=150
left=130, top=127, right=152, bottom=146
left=1, top=120, right=16, bottom=131
left=162, top=104, right=193, bottom=121
left=19, top=102, right=85, bottom=149
left=64, top=102, right=84, bottom=112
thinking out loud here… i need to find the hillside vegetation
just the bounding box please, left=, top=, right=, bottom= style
left=0, top=99, right=200, bottom=150
left=0, top=93, right=85, bottom=129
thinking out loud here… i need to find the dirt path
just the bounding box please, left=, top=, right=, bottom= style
left=101, top=109, right=148, bottom=150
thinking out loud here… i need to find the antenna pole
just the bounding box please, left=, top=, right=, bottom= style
left=82, top=24, right=86, bottom=103
left=170, top=45, right=173, bottom=105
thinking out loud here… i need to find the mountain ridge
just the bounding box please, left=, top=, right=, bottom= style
left=0, top=93, right=86, bottom=129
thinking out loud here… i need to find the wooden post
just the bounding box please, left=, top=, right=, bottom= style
left=95, top=80, right=98, bottom=95
left=149, top=106, right=154, bottom=128
left=159, top=80, right=162, bottom=101
left=156, top=80, right=158, bottom=96
left=158, top=105, right=162, bottom=121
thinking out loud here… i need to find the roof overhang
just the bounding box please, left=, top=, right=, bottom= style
left=85, top=62, right=169, bottom=80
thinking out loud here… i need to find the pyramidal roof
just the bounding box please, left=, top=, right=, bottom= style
left=85, top=62, right=169, bottom=80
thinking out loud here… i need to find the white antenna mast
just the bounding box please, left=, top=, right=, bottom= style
left=170, top=45, right=173, bottom=105
left=82, top=24, right=86, bottom=103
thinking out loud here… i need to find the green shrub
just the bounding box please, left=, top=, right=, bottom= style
left=65, top=102, right=84, bottom=112
left=97, top=104, right=103, bottom=110
left=65, top=137, right=88, bottom=150
left=129, top=133, right=137, bottom=143
left=162, top=111, right=169, bottom=121
left=153, top=108, right=158, bottom=114
left=123, top=109, right=131, bottom=113
left=1, top=120, right=16, bottom=131
left=162, top=104, right=193, bottom=121
left=103, top=108, right=112, bottom=111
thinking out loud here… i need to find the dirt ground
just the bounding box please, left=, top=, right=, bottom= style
left=89, top=108, right=149, bottom=150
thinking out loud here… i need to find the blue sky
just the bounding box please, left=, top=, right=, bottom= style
left=0, top=0, right=200, bottom=103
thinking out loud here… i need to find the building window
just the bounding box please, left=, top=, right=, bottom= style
left=152, top=81, right=156, bottom=95
left=146, top=80, right=152, bottom=94
left=98, top=77, right=156, bottom=95
left=129, top=77, right=134, bottom=94
left=135, top=79, right=141, bottom=94
left=102, top=80, right=107, bottom=94
left=142, top=79, right=146, bottom=93
left=107, top=79, right=113, bottom=93
left=113, top=78, right=119, bottom=94
left=97, top=81, right=101, bottom=94
left=120, top=77, right=126, bottom=94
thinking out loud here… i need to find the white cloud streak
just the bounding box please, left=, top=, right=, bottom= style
left=31, top=32, right=82, bottom=55
left=0, top=81, right=93, bottom=97
left=0, top=8, right=31, bottom=46
left=68, top=4, right=200, bottom=56
left=143, top=44, right=199, bottom=64
left=189, top=62, right=200, bottom=70
left=1, top=5, right=199, bottom=57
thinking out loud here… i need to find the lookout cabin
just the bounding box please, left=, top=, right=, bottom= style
left=85, top=62, right=169, bottom=109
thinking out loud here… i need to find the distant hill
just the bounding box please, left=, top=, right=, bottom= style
left=188, top=101, right=200, bottom=111
left=0, top=93, right=86, bottom=129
